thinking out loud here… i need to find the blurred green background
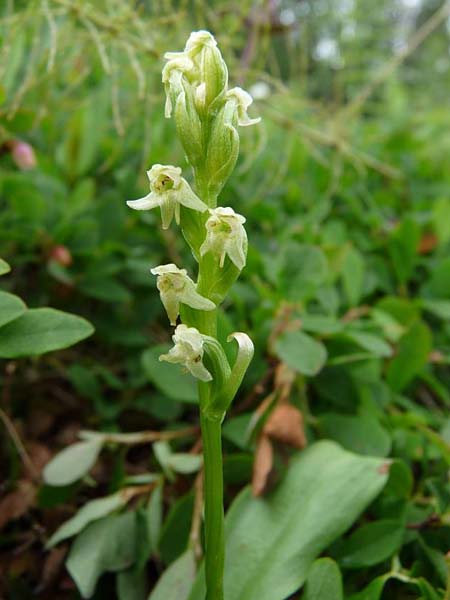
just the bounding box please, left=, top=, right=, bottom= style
left=1, top=0, right=450, bottom=598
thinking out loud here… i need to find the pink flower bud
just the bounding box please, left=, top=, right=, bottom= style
left=12, top=141, right=37, bottom=170
left=49, top=245, right=73, bottom=267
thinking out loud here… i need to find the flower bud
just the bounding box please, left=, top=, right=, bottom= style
left=205, top=100, right=240, bottom=198
left=165, top=31, right=228, bottom=115
left=11, top=140, right=37, bottom=170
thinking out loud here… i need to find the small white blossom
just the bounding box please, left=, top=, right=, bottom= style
left=151, top=264, right=215, bottom=325
left=226, top=87, right=261, bottom=127
left=160, top=324, right=212, bottom=382
left=127, top=165, right=207, bottom=229
left=200, top=207, right=247, bottom=270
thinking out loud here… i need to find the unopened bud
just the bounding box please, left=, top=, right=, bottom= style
left=49, top=245, right=73, bottom=267
left=205, top=100, right=239, bottom=197
left=11, top=140, right=37, bottom=170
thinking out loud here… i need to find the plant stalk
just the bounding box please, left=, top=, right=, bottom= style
left=200, top=408, right=225, bottom=600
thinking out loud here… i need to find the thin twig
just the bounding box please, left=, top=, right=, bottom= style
left=79, top=426, right=198, bottom=446
left=189, top=471, right=204, bottom=562
left=0, top=408, right=40, bottom=481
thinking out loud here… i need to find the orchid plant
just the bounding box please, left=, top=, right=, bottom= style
left=127, top=31, right=259, bottom=599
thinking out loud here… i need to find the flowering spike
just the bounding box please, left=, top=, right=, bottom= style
left=151, top=264, right=215, bottom=325
left=200, top=207, right=247, bottom=270
left=126, top=164, right=207, bottom=229
left=159, top=324, right=212, bottom=382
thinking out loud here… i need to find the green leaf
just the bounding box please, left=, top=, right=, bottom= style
left=388, top=218, right=420, bottom=284
left=345, top=331, right=392, bottom=358
left=159, top=493, right=194, bottom=565
left=117, top=568, right=147, bottom=600
left=422, top=299, right=450, bottom=320
left=148, top=549, right=196, bottom=600
left=142, top=346, right=198, bottom=403
left=0, top=308, right=94, bottom=358
left=303, top=558, right=343, bottom=600
left=43, top=439, right=103, bottom=486
left=47, top=491, right=127, bottom=547
left=387, top=321, right=432, bottom=392
left=189, top=441, right=389, bottom=600
left=347, top=575, right=389, bottom=600
left=0, top=291, right=26, bottom=327
left=334, top=520, right=404, bottom=569
left=320, top=414, right=392, bottom=457
left=425, top=257, right=450, bottom=299
left=0, top=258, right=11, bottom=276
left=67, top=511, right=137, bottom=599
left=342, top=247, right=364, bottom=307
left=79, top=277, right=131, bottom=303
left=275, top=330, right=327, bottom=376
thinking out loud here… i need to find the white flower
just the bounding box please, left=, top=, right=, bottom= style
left=200, top=207, right=247, bottom=270
left=159, top=324, right=212, bottom=382
left=226, top=87, right=261, bottom=127
left=151, top=264, right=215, bottom=325
left=126, top=164, right=207, bottom=229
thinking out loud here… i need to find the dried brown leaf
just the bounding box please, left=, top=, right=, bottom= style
left=0, top=480, right=36, bottom=530
left=252, top=434, right=274, bottom=497
left=263, top=404, right=307, bottom=449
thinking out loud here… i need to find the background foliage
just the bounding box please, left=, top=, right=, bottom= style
left=1, top=0, right=450, bottom=598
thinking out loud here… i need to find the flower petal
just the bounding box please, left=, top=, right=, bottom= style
left=126, top=193, right=160, bottom=211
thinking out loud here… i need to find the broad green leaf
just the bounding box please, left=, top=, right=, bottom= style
left=432, top=198, right=450, bottom=244
left=320, top=414, right=391, bottom=457
left=280, top=243, right=329, bottom=302
left=159, top=493, right=194, bottom=565
left=0, top=258, right=11, bottom=276
left=148, top=550, right=196, bottom=600
left=387, top=321, right=432, bottom=392
left=47, top=491, right=127, bottom=547
left=388, top=218, right=420, bottom=284
left=142, top=346, right=198, bottom=403
left=67, top=511, right=137, bottom=598
left=79, top=277, right=131, bottom=303
left=424, top=257, right=450, bottom=299
left=43, top=439, right=103, bottom=486
left=342, top=247, right=364, bottom=306
left=275, top=330, right=327, bottom=376
left=117, top=568, right=147, bottom=600
left=334, top=520, right=404, bottom=568
left=0, top=291, right=26, bottom=327
left=303, top=558, right=343, bottom=600
left=422, top=299, right=450, bottom=320
left=345, top=331, right=392, bottom=358
left=136, top=483, right=164, bottom=571
left=348, top=575, right=389, bottom=600
left=189, top=441, right=389, bottom=600
left=301, top=315, right=343, bottom=335
left=0, top=308, right=94, bottom=358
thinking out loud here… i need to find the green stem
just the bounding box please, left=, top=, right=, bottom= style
left=196, top=164, right=224, bottom=599
left=200, top=409, right=225, bottom=600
